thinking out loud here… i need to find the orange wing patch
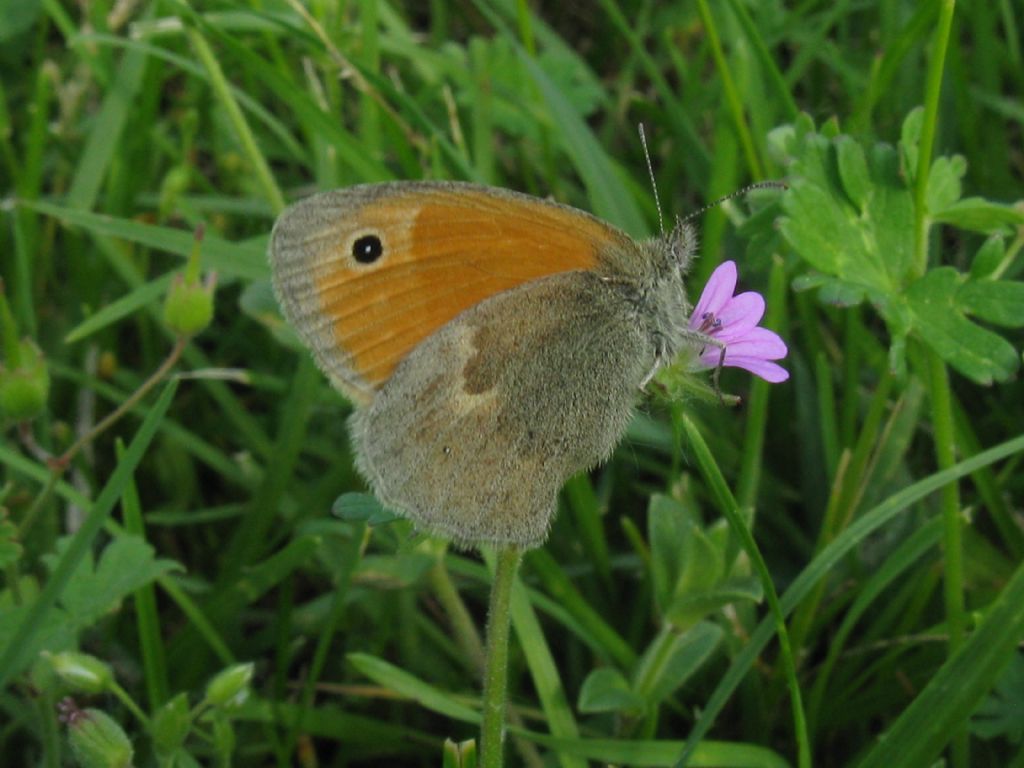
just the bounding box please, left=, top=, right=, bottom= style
left=311, top=185, right=626, bottom=388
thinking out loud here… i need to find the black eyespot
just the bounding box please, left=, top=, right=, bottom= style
left=442, top=446, right=452, bottom=456
left=352, top=234, right=383, bottom=264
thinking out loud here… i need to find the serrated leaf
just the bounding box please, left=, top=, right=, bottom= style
left=958, top=279, right=1024, bottom=328
left=906, top=268, right=1020, bottom=384
left=577, top=667, right=645, bottom=714
left=44, top=535, right=181, bottom=625
left=780, top=133, right=914, bottom=297
left=932, top=197, right=1024, bottom=233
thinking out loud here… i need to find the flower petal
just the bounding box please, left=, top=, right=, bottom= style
left=724, top=327, right=789, bottom=360
left=714, top=291, right=766, bottom=340
left=690, top=260, right=737, bottom=325
left=728, top=358, right=790, bottom=383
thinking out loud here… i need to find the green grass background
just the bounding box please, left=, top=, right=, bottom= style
left=1, top=1, right=1023, bottom=766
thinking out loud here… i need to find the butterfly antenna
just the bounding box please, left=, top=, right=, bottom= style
left=638, top=124, right=665, bottom=236
left=681, top=180, right=788, bottom=224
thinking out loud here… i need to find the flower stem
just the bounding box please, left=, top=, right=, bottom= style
left=912, top=0, right=956, bottom=276
left=52, top=337, right=187, bottom=472
left=925, top=345, right=967, bottom=767
left=479, top=545, right=522, bottom=768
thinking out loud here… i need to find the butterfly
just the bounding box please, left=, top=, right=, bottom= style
left=270, top=181, right=708, bottom=549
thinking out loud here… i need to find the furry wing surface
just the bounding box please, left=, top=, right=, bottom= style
left=269, top=182, right=633, bottom=402
left=348, top=271, right=655, bottom=547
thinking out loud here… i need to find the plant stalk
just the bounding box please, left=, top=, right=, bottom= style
left=479, top=545, right=522, bottom=768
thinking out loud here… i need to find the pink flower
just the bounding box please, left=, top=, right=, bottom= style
left=689, top=261, right=789, bottom=383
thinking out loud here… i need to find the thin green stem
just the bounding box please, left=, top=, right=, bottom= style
left=926, top=344, right=967, bottom=768
left=429, top=552, right=486, bottom=676
left=479, top=546, right=522, bottom=768
left=912, top=0, right=956, bottom=275
left=926, top=349, right=965, bottom=648
left=54, top=337, right=187, bottom=472
left=682, top=415, right=811, bottom=768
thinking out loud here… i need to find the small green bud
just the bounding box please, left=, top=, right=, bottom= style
left=158, top=164, right=192, bottom=219
left=1, top=281, right=48, bottom=421
left=0, top=340, right=49, bottom=422
left=61, top=701, right=134, bottom=768
left=203, top=662, right=254, bottom=707
left=46, top=651, right=114, bottom=694
left=442, top=738, right=478, bottom=768
left=163, top=225, right=216, bottom=338
left=151, top=692, right=191, bottom=757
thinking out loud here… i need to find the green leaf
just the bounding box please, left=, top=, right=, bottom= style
left=779, top=130, right=914, bottom=297
left=332, top=492, right=401, bottom=526
left=648, top=495, right=723, bottom=618
left=958, top=278, right=1024, bottom=328
left=22, top=200, right=268, bottom=281
left=932, top=196, right=1024, bottom=233
left=577, top=667, right=645, bottom=714
left=905, top=267, right=1020, bottom=384
left=64, top=276, right=172, bottom=344
left=969, top=235, right=1006, bottom=280
left=633, top=622, right=723, bottom=707
left=835, top=135, right=871, bottom=210
left=347, top=652, right=479, bottom=723
left=925, top=154, right=965, bottom=214
left=666, top=577, right=763, bottom=630
left=43, top=535, right=181, bottom=626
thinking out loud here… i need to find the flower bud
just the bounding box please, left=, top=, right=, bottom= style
left=46, top=651, right=113, bottom=694
left=0, top=283, right=48, bottom=422
left=442, top=738, right=478, bottom=767
left=203, top=662, right=254, bottom=707
left=163, top=225, right=216, bottom=338
left=64, top=705, right=134, bottom=768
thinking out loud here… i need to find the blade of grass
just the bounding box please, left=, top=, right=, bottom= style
left=65, top=17, right=149, bottom=210
left=117, top=439, right=170, bottom=709
left=858, top=556, right=1024, bottom=768
left=681, top=415, right=810, bottom=768
left=347, top=652, right=480, bottom=724
left=21, top=200, right=269, bottom=281
left=694, top=0, right=765, bottom=180
left=677, top=430, right=1024, bottom=764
